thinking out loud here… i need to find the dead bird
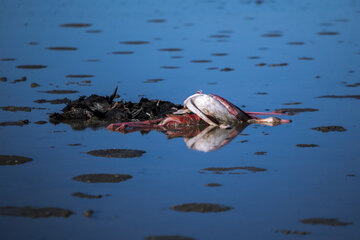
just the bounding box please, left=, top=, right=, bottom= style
left=107, top=91, right=291, bottom=132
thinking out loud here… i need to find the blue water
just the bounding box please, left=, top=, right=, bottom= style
left=1, top=0, right=360, bottom=239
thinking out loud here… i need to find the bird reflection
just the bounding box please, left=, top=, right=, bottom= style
left=107, top=122, right=249, bottom=152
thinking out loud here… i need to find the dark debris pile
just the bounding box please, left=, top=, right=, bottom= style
left=49, top=88, right=182, bottom=130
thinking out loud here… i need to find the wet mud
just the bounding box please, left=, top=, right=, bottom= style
left=0, top=206, right=74, bottom=218
left=158, top=48, right=183, bottom=52
left=345, top=83, right=360, bottom=87
left=0, top=77, right=7, bottom=82
left=212, top=53, right=228, bottom=56
left=35, top=98, right=70, bottom=104
left=318, top=32, right=339, bottom=35
left=287, top=42, right=305, bottom=45
left=72, top=192, right=103, bottom=199
left=60, top=23, right=91, bottom=27
left=275, top=108, right=318, bottom=114
left=261, top=33, right=282, bottom=37
left=16, top=65, right=47, bottom=69
left=46, top=47, right=77, bottom=51
left=66, top=74, right=94, bottom=78
left=30, top=82, right=40, bottom=88
left=0, top=120, right=29, bottom=127
left=298, top=57, right=314, bottom=60
left=275, top=230, right=311, bottom=235
left=300, top=218, right=352, bottom=226
left=317, top=95, right=360, bottom=100
left=0, top=58, right=16, bottom=61
left=40, top=90, right=79, bottom=94
left=191, top=60, right=212, bottom=63
left=311, top=126, right=346, bottom=133
left=171, top=203, right=233, bottom=213
left=205, top=183, right=222, bottom=187
left=161, top=66, right=180, bottom=69
left=201, top=166, right=267, bottom=173
left=1, top=106, right=32, bottom=112
left=268, top=63, right=288, bottom=67
left=11, top=77, right=27, bottom=83
left=296, top=144, right=319, bottom=148
left=144, top=79, right=164, bottom=83
left=146, top=236, right=195, bottom=240
left=35, top=121, right=47, bottom=124
left=0, top=155, right=32, bottom=165
left=254, top=151, right=267, bottom=155
left=147, top=19, right=166, bottom=23
left=49, top=90, right=181, bottom=129
left=72, top=174, right=133, bottom=183
left=220, top=67, right=234, bottom=72
left=86, top=149, right=145, bottom=158
left=112, top=51, right=134, bottom=55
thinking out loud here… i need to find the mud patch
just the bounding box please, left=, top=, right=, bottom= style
left=146, top=236, right=195, bottom=240
left=275, top=108, right=318, bottom=114
left=40, top=90, right=79, bottom=94
left=66, top=74, right=94, bottom=78
left=11, top=77, right=27, bottom=83
left=0, top=155, right=32, bottom=165
left=30, top=82, right=40, bottom=88
left=256, top=63, right=266, bottom=67
left=60, top=23, right=91, bottom=27
left=299, top=57, right=314, bottom=60
left=296, top=144, right=319, bottom=148
left=68, top=143, right=81, bottom=146
left=144, top=79, right=164, bottom=83
left=287, top=42, right=305, bottom=45
left=261, top=33, right=282, bottom=37
left=212, top=53, right=228, bottom=56
left=87, top=149, right=145, bottom=158
left=72, top=192, right=102, bottom=199
left=0, top=120, right=29, bottom=127
left=205, top=183, right=222, bottom=187
left=161, top=66, right=180, bottom=69
left=0, top=77, right=7, bottom=82
left=16, top=65, right=47, bottom=69
left=34, top=98, right=70, bottom=104
left=311, top=126, right=346, bottom=133
left=0, top=206, right=73, bottom=218
left=73, top=174, right=133, bottom=183
left=345, top=83, right=360, bottom=87
left=317, top=95, right=360, bottom=100
left=35, top=121, right=47, bottom=125
left=201, top=166, right=266, bottom=174
left=112, top=51, right=134, bottom=55
left=120, top=41, right=149, bottom=45
left=191, top=60, right=212, bottom=63
left=1, top=106, right=32, bottom=112
left=47, top=47, right=77, bottom=51
left=275, top=230, right=311, bottom=235
left=220, top=67, right=234, bottom=72
left=269, top=63, right=288, bottom=67
left=254, top=151, right=266, bottom=155
left=170, top=203, right=233, bottom=213
left=300, top=218, right=352, bottom=226
left=0, top=58, right=16, bottom=61
left=283, top=102, right=302, bottom=105
left=147, top=19, right=166, bottom=23
left=318, top=32, right=339, bottom=36
left=158, top=48, right=183, bottom=52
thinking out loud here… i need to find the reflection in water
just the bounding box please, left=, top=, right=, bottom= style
left=109, top=122, right=249, bottom=152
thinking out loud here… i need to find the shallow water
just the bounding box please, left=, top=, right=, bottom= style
left=1, top=0, right=360, bottom=239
